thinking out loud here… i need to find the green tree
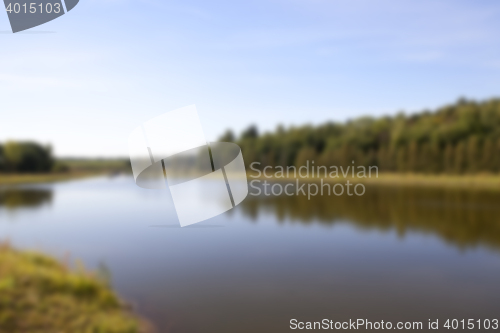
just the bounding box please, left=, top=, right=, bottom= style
left=454, top=142, right=466, bottom=174
left=481, top=138, right=494, bottom=172
left=0, top=144, right=5, bottom=172
left=443, top=144, right=455, bottom=173
left=241, top=125, right=259, bottom=140
left=3, top=141, right=54, bottom=173
left=407, top=141, right=419, bottom=172
left=396, top=147, right=407, bottom=172
left=466, top=136, right=480, bottom=173
left=218, top=129, right=236, bottom=142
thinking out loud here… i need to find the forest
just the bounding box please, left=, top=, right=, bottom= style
left=220, top=98, right=500, bottom=174
left=3, top=98, right=500, bottom=176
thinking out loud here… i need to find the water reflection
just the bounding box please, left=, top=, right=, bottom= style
left=1, top=178, right=500, bottom=332
left=0, top=187, right=53, bottom=211
left=242, top=183, right=500, bottom=251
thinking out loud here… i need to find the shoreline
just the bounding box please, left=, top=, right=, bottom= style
left=3, top=172, right=500, bottom=191
left=0, top=172, right=106, bottom=186
left=248, top=173, right=500, bottom=191
left=0, top=243, right=152, bottom=333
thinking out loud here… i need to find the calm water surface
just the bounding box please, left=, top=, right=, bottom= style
left=1, top=176, right=500, bottom=332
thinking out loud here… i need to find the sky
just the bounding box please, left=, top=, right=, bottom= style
left=1, top=0, right=500, bottom=157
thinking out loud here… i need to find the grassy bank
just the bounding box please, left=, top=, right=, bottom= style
left=0, top=244, right=150, bottom=333
left=58, top=159, right=131, bottom=173
left=3, top=170, right=500, bottom=191
left=357, top=173, right=500, bottom=191
left=249, top=172, right=500, bottom=191
left=0, top=172, right=102, bottom=186
left=0, top=158, right=131, bottom=186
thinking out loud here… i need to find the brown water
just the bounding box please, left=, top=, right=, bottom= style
left=0, top=177, right=499, bottom=332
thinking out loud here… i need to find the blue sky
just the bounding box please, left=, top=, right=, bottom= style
left=1, top=0, right=500, bottom=156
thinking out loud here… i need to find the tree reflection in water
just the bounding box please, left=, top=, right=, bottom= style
left=0, top=188, right=53, bottom=211
left=240, top=182, right=500, bottom=251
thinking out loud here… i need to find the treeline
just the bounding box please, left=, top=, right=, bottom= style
left=0, top=142, right=54, bottom=173
left=220, top=98, right=500, bottom=174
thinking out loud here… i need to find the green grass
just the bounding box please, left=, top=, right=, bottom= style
left=0, top=243, right=151, bottom=333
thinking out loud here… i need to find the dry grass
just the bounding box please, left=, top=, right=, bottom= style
left=0, top=243, right=151, bottom=333
left=0, top=172, right=102, bottom=186
left=347, top=173, right=500, bottom=191
left=248, top=172, right=500, bottom=191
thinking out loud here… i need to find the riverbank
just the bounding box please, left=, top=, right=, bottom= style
left=0, top=158, right=131, bottom=186
left=248, top=172, right=500, bottom=191
left=360, top=173, right=500, bottom=190
left=0, top=172, right=104, bottom=186
left=3, top=171, right=500, bottom=191
left=0, top=243, right=151, bottom=333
